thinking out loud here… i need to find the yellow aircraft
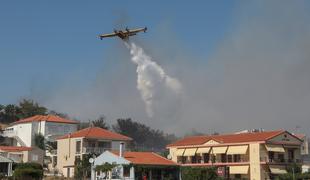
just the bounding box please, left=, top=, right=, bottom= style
left=98, top=27, right=147, bottom=41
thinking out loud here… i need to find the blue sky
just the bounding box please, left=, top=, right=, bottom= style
left=0, top=1, right=236, bottom=104
left=2, top=1, right=310, bottom=134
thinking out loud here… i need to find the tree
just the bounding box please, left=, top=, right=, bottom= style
left=0, top=99, right=47, bottom=124
left=13, top=162, right=43, bottom=180
left=75, top=154, right=92, bottom=180
left=1, top=104, right=20, bottom=123
left=18, top=99, right=47, bottom=119
left=113, top=118, right=176, bottom=151
left=92, top=115, right=109, bottom=129
left=181, top=167, right=220, bottom=180
left=34, top=133, right=45, bottom=150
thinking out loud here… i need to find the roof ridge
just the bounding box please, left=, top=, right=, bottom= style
left=151, top=152, right=177, bottom=164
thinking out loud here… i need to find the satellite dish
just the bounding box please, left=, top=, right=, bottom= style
left=89, top=158, right=94, bottom=164
left=167, top=154, right=172, bottom=160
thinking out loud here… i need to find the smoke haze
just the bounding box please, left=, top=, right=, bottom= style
left=125, top=42, right=182, bottom=117
left=33, top=1, right=310, bottom=135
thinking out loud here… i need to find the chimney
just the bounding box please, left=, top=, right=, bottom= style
left=119, top=142, right=124, bottom=157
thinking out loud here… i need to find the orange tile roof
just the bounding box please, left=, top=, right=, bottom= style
left=167, top=130, right=287, bottom=147
left=58, top=127, right=132, bottom=141
left=14, top=115, right=78, bottom=124
left=112, top=151, right=178, bottom=166
left=0, top=146, right=32, bottom=152
left=294, top=134, right=306, bottom=139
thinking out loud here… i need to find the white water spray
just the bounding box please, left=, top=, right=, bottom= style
left=125, top=42, right=182, bottom=117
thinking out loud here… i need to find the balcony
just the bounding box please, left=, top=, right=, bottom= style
left=260, top=157, right=303, bottom=164
left=178, top=155, right=249, bottom=165
left=2, top=129, right=17, bottom=137
left=81, top=147, right=111, bottom=154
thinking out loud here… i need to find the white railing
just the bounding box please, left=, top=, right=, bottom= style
left=2, top=130, right=17, bottom=137
left=82, top=147, right=110, bottom=154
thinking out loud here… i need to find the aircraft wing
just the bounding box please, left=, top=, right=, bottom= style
left=98, top=33, right=117, bottom=39
left=128, top=27, right=147, bottom=34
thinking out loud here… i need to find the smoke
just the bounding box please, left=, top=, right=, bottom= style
left=124, top=42, right=182, bottom=117
left=30, top=0, right=310, bottom=135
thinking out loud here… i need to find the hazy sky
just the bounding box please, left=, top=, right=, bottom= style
left=1, top=1, right=310, bottom=135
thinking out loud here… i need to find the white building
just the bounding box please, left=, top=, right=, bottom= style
left=3, top=115, right=78, bottom=147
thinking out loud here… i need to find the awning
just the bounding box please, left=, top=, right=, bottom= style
left=183, top=148, right=197, bottom=156
left=265, top=144, right=285, bottom=153
left=227, top=145, right=248, bottom=155
left=196, top=147, right=211, bottom=154
left=229, top=165, right=249, bottom=174
left=269, top=166, right=287, bottom=174
left=212, top=146, right=228, bottom=154
left=175, top=149, right=185, bottom=156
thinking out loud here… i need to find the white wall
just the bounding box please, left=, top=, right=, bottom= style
left=15, top=123, right=33, bottom=147
left=111, top=141, right=126, bottom=151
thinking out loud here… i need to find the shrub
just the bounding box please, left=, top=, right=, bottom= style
left=181, top=166, right=220, bottom=180
left=13, top=162, right=43, bottom=180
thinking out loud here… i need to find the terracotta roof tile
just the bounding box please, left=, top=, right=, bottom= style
left=167, top=130, right=286, bottom=147
left=14, top=115, right=78, bottom=124
left=112, top=151, right=178, bottom=166
left=58, top=127, right=132, bottom=141
left=0, top=146, right=32, bottom=152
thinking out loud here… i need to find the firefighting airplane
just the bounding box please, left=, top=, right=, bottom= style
left=98, top=27, right=147, bottom=41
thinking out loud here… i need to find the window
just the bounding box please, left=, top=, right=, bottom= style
left=278, top=154, right=284, bottom=162
left=191, top=156, right=197, bottom=163
left=75, top=155, right=81, bottom=163
left=269, top=151, right=274, bottom=162
left=177, top=156, right=186, bottom=164
left=288, top=149, right=295, bottom=161
left=203, top=153, right=210, bottom=163
left=227, top=155, right=233, bottom=162
left=221, top=154, right=227, bottom=163
left=32, top=154, right=38, bottom=161
left=98, top=141, right=111, bottom=149
left=123, top=166, right=130, bottom=177
left=76, top=140, right=81, bottom=154
left=233, top=154, right=241, bottom=162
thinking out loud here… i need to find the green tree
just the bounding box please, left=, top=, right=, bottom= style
left=181, top=167, right=220, bottom=180
left=13, top=162, right=43, bottom=180
left=18, top=99, right=47, bottom=119
left=92, top=115, right=109, bottom=129
left=34, top=133, right=45, bottom=150
left=0, top=99, right=47, bottom=124
left=75, top=154, right=92, bottom=180
left=113, top=118, right=177, bottom=151
left=2, top=104, right=21, bottom=123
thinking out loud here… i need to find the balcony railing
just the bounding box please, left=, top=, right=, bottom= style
left=260, top=157, right=303, bottom=163
left=2, top=130, right=17, bottom=137
left=178, top=156, right=249, bottom=164
left=81, top=147, right=111, bottom=154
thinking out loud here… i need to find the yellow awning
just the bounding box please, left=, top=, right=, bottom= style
left=265, top=144, right=285, bottom=153
left=227, top=145, right=248, bottom=155
left=175, top=149, right=185, bottom=156
left=229, top=166, right=249, bottom=174
left=183, top=148, right=197, bottom=156
left=212, top=146, right=228, bottom=154
left=269, top=166, right=287, bottom=174
left=196, top=147, right=211, bottom=154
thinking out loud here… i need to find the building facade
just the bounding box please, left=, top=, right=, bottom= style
left=3, top=115, right=78, bottom=147
left=0, top=146, right=44, bottom=165
left=94, top=150, right=179, bottom=180
left=56, top=127, right=132, bottom=178
left=167, top=130, right=302, bottom=180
